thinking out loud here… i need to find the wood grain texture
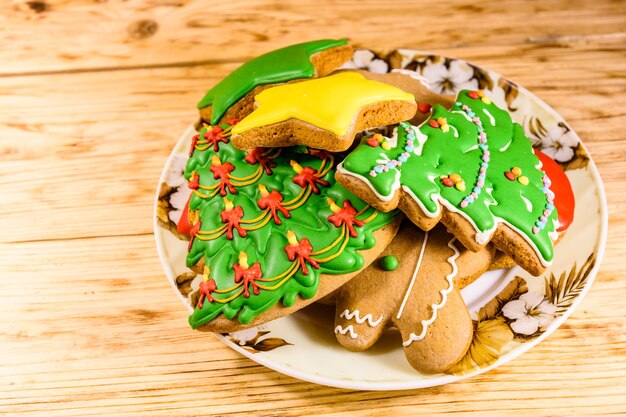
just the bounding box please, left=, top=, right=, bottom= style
left=0, top=0, right=625, bottom=415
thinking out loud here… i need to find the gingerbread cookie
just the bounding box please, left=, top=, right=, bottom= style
left=230, top=72, right=417, bottom=152
left=349, top=69, right=455, bottom=126
left=337, top=90, right=559, bottom=275
left=197, top=39, right=353, bottom=125
left=180, top=119, right=401, bottom=332
left=330, top=223, right=495, bottom=374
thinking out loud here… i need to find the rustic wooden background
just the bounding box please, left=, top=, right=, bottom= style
left=1, top=0, right=625, bottom=415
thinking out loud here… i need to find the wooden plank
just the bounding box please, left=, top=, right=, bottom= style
left=0, top=42, right=624, bottom=243
left=0, top=0, right=624, bottom=75
left=0, top=235, right=623, bottom=416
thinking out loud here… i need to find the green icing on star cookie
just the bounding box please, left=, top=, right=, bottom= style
left=338, top=90, right=558, bottom=265
left=197, top=39, right=348, bottom=124
left=184, top=120, right=398, bottom=328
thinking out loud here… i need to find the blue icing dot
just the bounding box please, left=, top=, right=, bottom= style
left=467, top=111, right=475, bottom=117
left=466, top=197, right=475, bottom=203
left=455, top=102, right=462, bottom=106
left=405, top=145, right=414, bottom=152
left=546, top=203, right=555, bottom=210
left=536, top=221, right=545, bottom=228
left=386, top=162, right=395, bottom=169
left=481, top=162, right=488, bottom=167
left=479, top=144, right=487, bottom=150
left=541, top=187, right=548, bottom=193
left=473, top=187, right=481, bottom=193
left=398, top=155, right=407, bottom=162
left=374, top=166, right=383, bottom=173
left=478, top=174, right=485, bottom=180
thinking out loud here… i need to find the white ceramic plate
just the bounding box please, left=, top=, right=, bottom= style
left=154, top=49, right=607, bottom=390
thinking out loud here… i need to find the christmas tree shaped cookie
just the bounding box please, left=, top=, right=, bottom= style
left=230, top=72, right=417, bottom=152
left=182, top=119, right=400, bottom=332
left=197, top=39, right=353, bottom=125
left=336, top=90, right=559, bottom=275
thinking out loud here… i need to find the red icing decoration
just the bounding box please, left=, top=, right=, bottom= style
left=257, top=190, right=290, bottom=224
left=197, top=278, right=217, bottom=308
left=327, top=200, right=365, bottom=238
left=177, top=195, right=192, bottom=236
left=244, top=148, right=277, bottom=175
left=441, top=177, right=454, bottom=187
left=429, top=119, right=440, bottom=128
left=418, top=102, right=432, bottom=113
left=505, top=171, right=516, bottom=181
left=188, top=220, right=201, bottom=251
left=233, top=261, right=263, bottom=298
left=366, top=137, right=379, bottom=147
left=203, top=125, right=229, bottom=151
left=188, top=172, right=200, bottom=190
left=534, top=149, right=575, bottom=232
left=293, top=166, right=330, bottom=194
left=189, top=134, right=200, bottom=157
left=225, top=118, right=240, bottom=125
left=285, top=238, right=319, bottom=275
left=468, top=91, right=479, bottom=99
left=220, top=205, right=247, bottom=239
left=210, top=161, right=236, bottom=196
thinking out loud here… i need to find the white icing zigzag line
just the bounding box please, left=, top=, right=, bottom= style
left=396, top=232, right=429, bottom=320
left=334, top=325, right=358, bottom=339
left=340, top=309, right=383, bottom=327
left=402, top=237, right=460, bottom=347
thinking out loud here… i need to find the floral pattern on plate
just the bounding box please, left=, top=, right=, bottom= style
left=155, top=49, right=606, bottom=390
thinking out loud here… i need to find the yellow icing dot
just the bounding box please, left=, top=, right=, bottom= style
left=441, top=124, right=450, bottom=133
left=231, top=72, right=415, bottom=137
left=481, top=96, right=492, bottom=104
left=456, top=181, right=466, bottom=191
left=512, top=167, right=522, bottom=177
left=477, top=90, right=485, bottom=97
left=374, top=133, right=384, bottom=143
left=518, top=175, right=529, bottom=185
left=381, top=141, right=391, bottom=151
left=450, top=173, right=462, bottom=183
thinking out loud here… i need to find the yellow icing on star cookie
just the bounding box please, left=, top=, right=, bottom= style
left=231, top=72, right=415, bottom=137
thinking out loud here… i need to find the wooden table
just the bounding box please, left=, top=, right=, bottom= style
left=1, top=1, right=624, bottom=415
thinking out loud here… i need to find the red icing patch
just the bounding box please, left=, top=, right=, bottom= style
left=504, top=171, right=516, bottom=181
left=468, top=91, right=479, bottom=99
left=257, top=190, right=290, bottom=224
left=284, top=238, right=319, bottom=275
left=366, top=137, right=379, bottom=147
left=210, top=161, right=236, bottom=196
left=293, top=166, right=329, bottom=194
left=233, top=261, right=262, bottom=298
left=327, top=200, right=365, bottom=238
left=197, top=278, right=217, bottom=308
left=534, top=149, right=575, bottom=232
left=441, top=177, right=454, bottom=187
left=429, top=119, right=440, bottom=128
left=220, top=205, right=247, bottom=239
left=176, top=195, right=193, bottom=236
left=244, top=148, right=277, bottom=175
left=418, top=102, right=432, bottom=114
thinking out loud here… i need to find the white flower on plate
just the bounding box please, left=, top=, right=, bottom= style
left=166, top=154, right=188, bottom=188
left=421, top=60, right=478, bottom=95
left=168, top=186, right=191, bottom=224
left=502, top=292, right=557, bottom=336
left=341, top=49, right=389, bottom=73
left=540, top=125, right=578, bottom=163
left=229, top=325, right=266, bottom=346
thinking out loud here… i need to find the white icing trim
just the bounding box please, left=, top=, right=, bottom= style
left=500, top=140, right=512, bottom=152
left=449, top=124, right=459, bottom=138
left=475, top=230, right=492, bottom=245
left=334, top=325, right=358, bottom=339
left=396, top=232, right=429, bottom=319
left=483, top=108, right=496, bottom=126
left=402, top=237, right=460, bottom=347
left=340, top=309, right=383, bottom=327
left=520, top=194, right=533, bottom=212
left=451, top=110, right=472, bottom=121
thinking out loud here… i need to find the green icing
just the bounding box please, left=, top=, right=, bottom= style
left=184, top=123, right=397, bottom=328
left=339, top=90, right=558, bottom=264
left=197, top=39, right=348, bottom=124
left=380, top=255, right=398, bottom=271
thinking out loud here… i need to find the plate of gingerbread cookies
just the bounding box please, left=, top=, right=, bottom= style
left=155, top=40, right=607, bottom=390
